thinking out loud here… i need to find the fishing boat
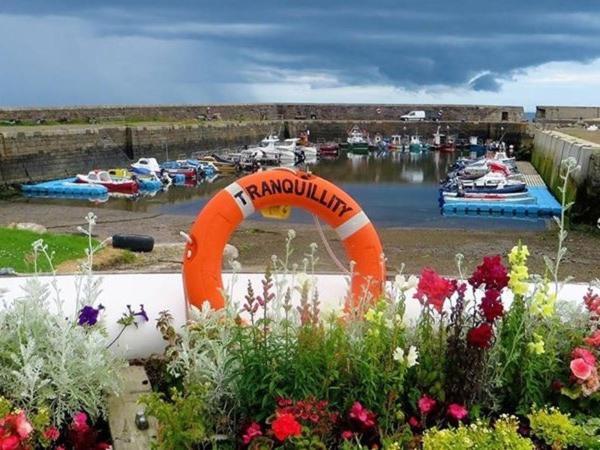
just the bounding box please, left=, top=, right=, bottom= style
left=469, top=136, right=487, bottom=157
left=409, top=135, right=429, bottom=153
left=75, top=170, right=139, bottom=194
left=388, top=135, right=405, bottom=151
left=318, top=142, right=339, bottom=158
left=345, top=126, right=369, bottom=155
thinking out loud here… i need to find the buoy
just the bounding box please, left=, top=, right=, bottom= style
left=182, top=169, right=385, bottom=310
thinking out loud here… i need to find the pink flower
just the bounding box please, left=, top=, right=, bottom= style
left=584, top=330, right=600, bottom=347
left=11, top=412, right=32, bottom=440
left=72, top=411, right=90, bottom=433
left=348, top=402, right=376, bottom=429
left=341, top=430, right=354, bottom=440
left=418, top=395, right=437, bottom=415
left=571, top=358, right=594, bottom=380
left=572, top=347, right=596, bottom=366
left=414, top=268, right=455, bottom=313
left=447, top=404, right=468, bottom=421
left=408, top=416, right=421, bottom=429
left=241, top=422, right=262, bottom=445
left=44, top=426, right=60, bottom=441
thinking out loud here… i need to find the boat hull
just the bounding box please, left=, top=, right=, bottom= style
left=347, top=143, right=369, bottom=155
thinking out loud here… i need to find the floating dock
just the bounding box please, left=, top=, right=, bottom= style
left=441, top=162, right=562, bottom=218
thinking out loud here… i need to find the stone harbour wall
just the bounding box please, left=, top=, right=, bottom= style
left=532, top=130, right=600, bottom=223
left=0, top=103, right=524, bottom=123
left=0, top=120, right=528, bottom=185
left=0, top=121, right=278, bottom=184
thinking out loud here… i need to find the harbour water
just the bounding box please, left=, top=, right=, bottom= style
left=15, top=151, right=549, bottom=230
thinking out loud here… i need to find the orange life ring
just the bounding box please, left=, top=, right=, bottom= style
left=182, top=169, right=385, bottom=310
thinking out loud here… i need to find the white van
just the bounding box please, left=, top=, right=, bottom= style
left=400, top=110, right=426, bottom=121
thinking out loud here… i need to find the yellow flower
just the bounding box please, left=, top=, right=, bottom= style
left=508, top=244, right=529, bottom=266
left=528, top=333, right=545, bottom=355
left=508, top=244, right=530, bottom=297
left=530, top=281, right=557, bottom=318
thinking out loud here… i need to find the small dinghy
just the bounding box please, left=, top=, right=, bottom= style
left=75, top=170, right=139, bottom=194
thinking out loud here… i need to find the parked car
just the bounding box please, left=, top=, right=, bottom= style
left=400, top=110, right=441, bottom=121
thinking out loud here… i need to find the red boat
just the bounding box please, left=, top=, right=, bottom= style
left=439, top=143, right=456, bottom=153
left=318, top=142, right=339, bottom=157
left=75, top=170, right=139, bottom=194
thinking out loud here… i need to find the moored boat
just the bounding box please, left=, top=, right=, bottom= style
left=345, top=126, right=369, bottom=155
left=75, top=170, right=139, bottom=194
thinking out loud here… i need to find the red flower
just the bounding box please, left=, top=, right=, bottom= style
left=242, top=422, right=262, bottom=445
left=348, top=402, right=376, bottom=429
left=467, top=323, right=494, bottom=349
left=418, top=395, right=437, bottom=415
left=271, top=413, right=302, bottom=442
left=584, top=330, right=600, bottom=347
left=572, top=347, right=597, bottom=366
left=469, top=255, right=509, bottom=291
left=408, top=416, right=421, bottom=429
left=584, top=288, right=600, bottom=316
left=414, top=268, right=455, bottom=313
left=447, top=404, right=468, bottom=421
left=0, top=435, right=19, bottom=450
left=44, top=426, right=60, bottom=441
left=480, top=289, right=504, bottom=322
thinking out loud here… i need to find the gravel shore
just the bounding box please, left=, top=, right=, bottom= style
left=1, top=200, right=598, bottom=281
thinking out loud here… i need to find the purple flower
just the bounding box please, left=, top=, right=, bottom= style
left=119, top=304, right=149, bottom=327
left=78, top=304, right=104, bottom=326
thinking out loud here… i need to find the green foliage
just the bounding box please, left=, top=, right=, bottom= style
left=0, top=278, right=123, bottom=426
left=422, top=416, right=534, bottom=450
left=0, top=227, right=97, bottom=273
left=141, top=386, right=208, bottom=450
left=528, top=406, right=592, bottom=450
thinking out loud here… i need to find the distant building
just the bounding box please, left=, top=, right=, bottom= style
left=536, top=106, right=600, bottom=122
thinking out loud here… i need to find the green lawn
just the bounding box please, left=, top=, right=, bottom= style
left=0, top=228, right=97, bottom=273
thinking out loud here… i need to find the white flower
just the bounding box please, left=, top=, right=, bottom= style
left=406, top=346, right=419, bottom=368
left=287, top=229, right=296, bottom=240
left=393, top=347, right=405, bottom=362
left=394, top=274, right=418, bottom=291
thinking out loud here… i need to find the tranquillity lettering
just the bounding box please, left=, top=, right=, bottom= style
left=233, top=179, right=354, bottom=218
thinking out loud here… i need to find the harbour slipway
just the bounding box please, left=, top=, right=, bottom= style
left=0, top=272, right=591, bottom=359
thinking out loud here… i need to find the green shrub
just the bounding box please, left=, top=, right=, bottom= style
left=141, top=386, right=209, bottom=450
left=422, top=416, right=534, bottom=450
left=528, top=406, right=590, bottom=450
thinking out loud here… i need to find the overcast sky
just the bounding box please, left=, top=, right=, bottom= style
left=1, top=1, right=600, bottom=110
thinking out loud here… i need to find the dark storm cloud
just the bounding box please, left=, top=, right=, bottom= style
left=1, top=0, right=600, bottom=103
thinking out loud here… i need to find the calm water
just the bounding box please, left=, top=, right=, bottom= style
left=18, top=152, right=548, bottom=230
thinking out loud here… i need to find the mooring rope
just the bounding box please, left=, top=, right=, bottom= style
left=312, top=214, right=349, bottom=274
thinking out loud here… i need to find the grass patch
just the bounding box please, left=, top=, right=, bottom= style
left=0, top=228, right=97, bottom=273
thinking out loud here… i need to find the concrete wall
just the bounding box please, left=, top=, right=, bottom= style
left=536, top=106, right=600, bottom=122
left=532, top=130, right=600, bottom=222
left=0, top=103, right=524, bottom=123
